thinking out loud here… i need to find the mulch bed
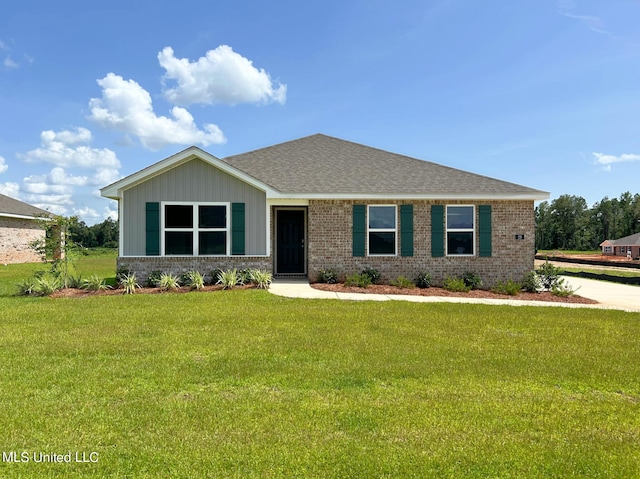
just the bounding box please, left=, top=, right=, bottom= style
left=50, top=282, right=597, bottom=305
left=50, top=284, right=256, bottom=298
left=311, top=283, right=598, bottom=305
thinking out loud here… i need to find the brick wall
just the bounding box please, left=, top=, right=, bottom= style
left=117, top=256, right=272, bottom=285
left=307, top=199, right=536, bottom=288
left=0, top=217, right=44, bottom=264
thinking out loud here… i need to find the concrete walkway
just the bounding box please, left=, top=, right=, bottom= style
left=269, top=277, right=640, bottom=313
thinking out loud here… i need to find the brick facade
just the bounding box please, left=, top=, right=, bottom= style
left=307, top=199, right=536, bottom=288
left=116, top=256, right=271, bottom=285
left=0, top=217, right=44, bottom=264
left=118, top=199, right=536, bottom=288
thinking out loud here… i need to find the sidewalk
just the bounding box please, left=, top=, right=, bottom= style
left=269, top=277, right=640, bottom=313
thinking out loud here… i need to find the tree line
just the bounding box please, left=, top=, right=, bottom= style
left=536, top=192, right=640, bottom=251
left=67, top=217, right=119, bottom=249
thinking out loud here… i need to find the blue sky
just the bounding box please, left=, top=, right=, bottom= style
left=1, top=0, right=639, bottom=224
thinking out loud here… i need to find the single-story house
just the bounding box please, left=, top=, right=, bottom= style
left=0, top=193, right=49, bottom=264
left=600, top=232, right=640, bottom=259
left=100, top=134, right=550, bottom=286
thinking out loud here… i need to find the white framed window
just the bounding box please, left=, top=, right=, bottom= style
left=604, top=246, right=612, bottom=253
left=367, top=205, right=397, bottom=256
left=446, top=205, right=475, bottom=256
left=162, top=202, right=230, bottom=256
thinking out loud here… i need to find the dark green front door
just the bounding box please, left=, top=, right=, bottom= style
left=277, top=210, right=305, bottom=274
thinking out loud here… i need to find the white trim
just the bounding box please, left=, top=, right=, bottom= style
left=264, top=192, right=550, bottom=201
left=0, top=212, right=51, bottom=220
left=161, top=201, right=230, bottom=256
left=446, top=204, right=476, bottom=257
left=367, top=204, right=398, bottom=257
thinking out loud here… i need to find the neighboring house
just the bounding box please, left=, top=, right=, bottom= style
left=600, top=232, right=640, bottom=259
left=0, top=193, right=49, bottom=264
left=101, top=134, right=549, bottom=286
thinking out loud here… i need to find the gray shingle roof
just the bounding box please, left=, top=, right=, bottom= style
left=608, top=232, right=640, bottom=246
left=0, top=193, right=50, bottom=218
left=223, top=134, right=548, bottom=198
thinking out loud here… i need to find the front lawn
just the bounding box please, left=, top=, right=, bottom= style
left=0, top=258, right=639, bottom=478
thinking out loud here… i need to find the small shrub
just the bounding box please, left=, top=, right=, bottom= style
left=361, top=267, right=381, bottom=285
left=492, top=279, right=522, bottom=296
left=316, top=268, right=338, bottom=284
left=391, top=276, right=415, bottom=289
left=537, top=261, right=562, bottom=291
left=443, top=276, right=471, bottom=293
left=238, top=268, right=253, bottom=285
left=217, top=268, right=241, bottom=290
left=82, top=275, right=112, bottom=291
left=116, top=267, right=133, bottom=282
left=16, top=277, right=38, bottom=296
left=345, top=273, right=372, bottom=288
left=521, top=270, right=541, bottom=293
left=415, top=271, right=432, bottom=289
left=67, top=274, right=83, bottom=289
left=35, top=274, right=62, bottom=296
left=146, top=270, right=163, bottom=287
left=158, top=272, right=180, bottom=290
left=119, top=272, right=140, bottom=295
left=462, top=271, right=482, bottom=290
left=209, top=269, right=223, bottom=285
left=184, top=270, right=205, bottom=290
left=250, top=269, right=273, bottom=289
left=551, top=278, right=578, bottom=297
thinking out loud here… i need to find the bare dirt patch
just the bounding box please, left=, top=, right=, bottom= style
left=311, top=283, right=598, bottom=305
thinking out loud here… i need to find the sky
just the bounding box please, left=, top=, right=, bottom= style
left=1, top=0, right=639, bottom=224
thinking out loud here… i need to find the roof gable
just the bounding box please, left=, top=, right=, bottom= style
left=0, top=193, right=50, bottom=219
left=223, top=134, right=549, bottom=199
left=100, top=146, right=278, bottom=199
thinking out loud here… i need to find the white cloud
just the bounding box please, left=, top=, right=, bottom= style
left=593, top=152, right=640, bottom=172
left=103, top=205, right=118, bottom=221
left=16, top=128, right=121, bottom=218
left=0, top=182, right=20, bottom=198
left=3, top=57, right=18, bottom=69
left=89, top=73, right=225, bottom=150
left=159, top=45, right=287, bottom=107
left=0, top=156, right=8, bottom=174
left=20, top=127, right=120, bottom=170
left=72, top=206, right=100, bottom=221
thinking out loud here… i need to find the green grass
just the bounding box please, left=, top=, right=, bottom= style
left=537, top=250, right=602, bottom=256
left=560, top=266, right=640, bottom=278
left=0, top=252, right=639, bottom=477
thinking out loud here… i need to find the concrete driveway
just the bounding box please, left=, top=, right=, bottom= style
left=561, top=276, right=640, bottom=312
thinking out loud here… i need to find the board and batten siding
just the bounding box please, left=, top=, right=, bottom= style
left=122, top=159, right=267, bottom=256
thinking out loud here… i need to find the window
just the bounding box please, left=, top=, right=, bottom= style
left=604, top=246, right=612, bottom=253
left=368, top=205, right=397, bottom=255
left=446, top=205, right=475, bottom=256
left=163, top=203, right=229, bottom=255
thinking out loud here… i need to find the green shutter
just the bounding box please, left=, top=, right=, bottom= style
left=479, top=204, right=492, bottom=257
left=400, top=204, right=414, bottom=257
left=352, top=204, right=366, bottom=257
left=431, top=205, right=444, bottom=257
left=231, top=203, right=245, bottom=255
left=145, top=202, right=160, bottom=256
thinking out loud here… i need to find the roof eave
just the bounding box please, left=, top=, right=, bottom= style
left=0, top=212, right=52, bottom=220
left=265, top=192, right=550, bottom=201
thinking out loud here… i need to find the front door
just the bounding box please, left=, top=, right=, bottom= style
left=276, top=209, right=306, bottom=274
